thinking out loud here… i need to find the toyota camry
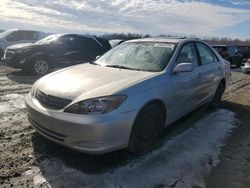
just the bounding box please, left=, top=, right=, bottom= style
left=25, top=38, right=231, bottom=154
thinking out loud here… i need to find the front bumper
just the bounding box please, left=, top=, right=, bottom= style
left=25, top=94, right=137, bottom=154
left=3, top=56, right=25, bottom=69
left=2, top=49, right=27, bottom=69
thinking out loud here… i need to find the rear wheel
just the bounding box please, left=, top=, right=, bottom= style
left=210, top=82, right=225, bottom=109
left=128, top=103, right=164, bottom=154
left=30, top=57, right=50, bottom=75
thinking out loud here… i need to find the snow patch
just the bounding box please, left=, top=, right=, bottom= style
left=25, top=109, right=235, bottom=188
left=0, top=94, right=25, bottom=113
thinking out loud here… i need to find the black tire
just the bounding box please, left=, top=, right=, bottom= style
left=29, top=57, right=50, bottom=75
left=210, top=82, right=225, bottom=109
left=128, top=103, right=164, bottom=154
left=0, top=49, right=4, bottom=59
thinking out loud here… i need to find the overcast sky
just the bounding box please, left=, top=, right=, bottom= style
left=0, top=0, right=249, bottom=39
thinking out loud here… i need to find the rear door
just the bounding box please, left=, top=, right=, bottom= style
left=195, top=42, right=222, bottom=102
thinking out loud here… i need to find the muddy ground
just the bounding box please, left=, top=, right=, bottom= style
left=0, top=65, right=250, bottom=188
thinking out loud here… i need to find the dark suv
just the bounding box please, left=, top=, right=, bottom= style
left=3, top=34, right=111, bottom=75
left=212, top=45, right=243, bottom=67
left=236, top=45, right=250, bottom=63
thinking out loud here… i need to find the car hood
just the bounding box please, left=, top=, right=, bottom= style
left=36, top=63, right=158, bottom=101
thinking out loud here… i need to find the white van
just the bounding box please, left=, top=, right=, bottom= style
left=0, top=29, right=46, bottom=58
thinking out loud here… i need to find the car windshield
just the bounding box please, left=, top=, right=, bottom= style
left=35, top=34, right=61, bottom=44
left=95, top=42, right=176, bottom=72
left=0, top=30, right=15, bottom=38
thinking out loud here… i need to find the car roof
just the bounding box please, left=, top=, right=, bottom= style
left=125, top=37, right=200, bottom=44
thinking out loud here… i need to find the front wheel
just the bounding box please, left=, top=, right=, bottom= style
left=210, top=82, right=225, bottom=109
left=128, top=103, right=164, bottom=154
left=30, top=57, right=50, bottom=75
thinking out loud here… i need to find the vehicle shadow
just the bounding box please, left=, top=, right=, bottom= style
left=5, top=67, right=65, bottom=85
left=6, top=70, right=42, bottom=85
left=31, top=104, right=214, bottom=174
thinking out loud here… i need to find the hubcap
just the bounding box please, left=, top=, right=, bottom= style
left=34, top=60, right=49, bottom=74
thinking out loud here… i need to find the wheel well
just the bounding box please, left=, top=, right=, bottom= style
left=220, top=78, right=226, bottom=92
left=29, top=54, right=51, bottom=67
left=142, top=100, right=167, bottom=128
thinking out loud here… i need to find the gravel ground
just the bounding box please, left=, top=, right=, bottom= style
left=0, top=65, right=250, bottom=188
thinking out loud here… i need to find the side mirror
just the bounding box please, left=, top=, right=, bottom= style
left=174, top=63, right=193, bottom=73
left=96, top=55, right=101, bottom=60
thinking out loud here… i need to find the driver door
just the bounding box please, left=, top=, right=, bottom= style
left=166, top=42, right=203, bottom=123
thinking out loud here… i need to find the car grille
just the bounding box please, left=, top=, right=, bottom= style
left=36, top=89, right=72, bottom=110
left=4, top=49, right=15, bottom=59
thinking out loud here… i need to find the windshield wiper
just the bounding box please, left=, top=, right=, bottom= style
left=105, top=64, right=142, bottom=71
left=89, top=62, right=101, bottom=66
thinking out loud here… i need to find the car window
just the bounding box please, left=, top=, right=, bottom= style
left=75, top=37, right=99, bottom=48
left=176, top=43, right=198, bottom=67
left=56, top=36, right=75, bottom=45
left=7, top=31, right=23, bottom=41
left=197, top=43, right=218, bottom=64
left=228, top=46, right=238, bottom=54
left=35, top=34, right=61, bottom=45
left=22, top=31, right=39, bottom=40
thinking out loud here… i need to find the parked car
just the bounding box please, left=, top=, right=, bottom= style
left=242, top=59, right=250, bottom=74
left=109, top=39, right=125, bottom=48
left=0, top=29, right=46, bottom=58
left=212, top=45, right=243, bottom=67
left=236, top=45, right=250, bottom=63
left=3, top=34, right=111, bottom=75
left=25, top=38, right=231, bottom=154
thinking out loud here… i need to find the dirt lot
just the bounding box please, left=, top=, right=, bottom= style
left=0, top=65, right=250, bottom=188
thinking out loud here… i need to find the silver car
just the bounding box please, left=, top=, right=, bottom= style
left=25, top=38, right=231, bottom=154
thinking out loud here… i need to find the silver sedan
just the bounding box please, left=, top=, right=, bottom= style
left=25, top=38, right=231, bottom=154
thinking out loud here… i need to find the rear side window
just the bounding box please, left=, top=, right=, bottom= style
left=176, top=43, right=198, bottom=67
left=57, top=35, right=76, bottom=45
left=95, top=37, right=111, bottom=51
left=196, top=43, right=218, bottom=65
left=75, top=37, right=104, bottom=54
left=75, top=37, right=98, bottom=48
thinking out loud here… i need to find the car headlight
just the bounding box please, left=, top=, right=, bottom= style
left=30, top=81, right=38, bottom=97
left=64, top=95, right=127, bottom=115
